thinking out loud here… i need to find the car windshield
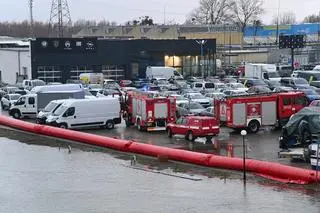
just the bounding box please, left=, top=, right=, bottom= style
left=53, top=105, right=68, bottom=116
left=194, top=83, right=202, bottom=88
left=189, top=102, right=204, bottom=109
left=204, top=83, right=215, bottom=89
left=9, top=94, right=21, bottom=100
left=294, top=78, right=309, bottom=85
left=270, top=80, right=281, bottom=86
left=268, top=72, right=280, bottom=78
left=252, top=79, right=267, bottom=86
left=190, top=94, right=205, bottom=99
left=43, top=102, right=59, bottom=112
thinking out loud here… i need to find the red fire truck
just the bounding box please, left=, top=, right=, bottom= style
left=218, top=92, right=308, bottom=133
left=122, top=91, right=176, bottom=131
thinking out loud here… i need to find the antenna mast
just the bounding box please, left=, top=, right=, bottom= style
left=49, top=0, right=72, bottom=37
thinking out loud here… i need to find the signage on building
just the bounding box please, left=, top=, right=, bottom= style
left=35, top=38, right=97, bottom=53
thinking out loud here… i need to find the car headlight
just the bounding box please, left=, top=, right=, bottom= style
left=47, top=117, right=58, bottom=122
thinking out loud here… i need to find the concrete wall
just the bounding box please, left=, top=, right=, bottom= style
left=0, top=48, right=31, bottom=84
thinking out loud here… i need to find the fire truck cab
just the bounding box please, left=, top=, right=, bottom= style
left=122, top=90, right=176, bottom=131
left=219, top=92, right=308, bottom=133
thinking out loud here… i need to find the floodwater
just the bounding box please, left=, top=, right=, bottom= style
left=0, top=133, right=320, bottom=213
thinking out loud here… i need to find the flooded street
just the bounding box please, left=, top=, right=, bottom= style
left=0, top=130, right=320, bottom=213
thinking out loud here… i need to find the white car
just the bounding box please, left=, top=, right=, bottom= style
left=1, top=93, right=21, bottom=110
left=223, top=90, right=248, bottom=97
left=226, top=83, right=248, bottom=92
left=169, top=94, right=189, bottom=105
left=204, top=92, right=226, bottom=102
left=183, top=93, right=211, bottom=107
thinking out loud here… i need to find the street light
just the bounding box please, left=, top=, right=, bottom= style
left=276, top=0, right=281, bottom=44
left=241, top=130, right=248, bottom=184
left=196, top=39, right=207, bottom=78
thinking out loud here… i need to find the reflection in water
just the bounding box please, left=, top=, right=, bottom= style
left=0, top=135, right=319, bottom=213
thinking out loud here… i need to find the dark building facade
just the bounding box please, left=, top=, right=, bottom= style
left=31, top=38, right=216, bottom=83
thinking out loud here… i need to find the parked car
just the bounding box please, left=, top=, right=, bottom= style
left=1, top=93, right=21, bottom=110
left=177, top=102, right=205, bottom=116
left=169, top=94, right=189, bottom=105
left=197, top=106, right=215, bottom=117
left=191, top=82, right=215, bottom=93
left=309, top=100, right=320, bottom=107
left=166, top=116, right=220, bottom=142
left=280, top=77, right=309, bottom=89
left=223, top=90, right=248, bottom=96
left=247, top=86, right=272, bottom=94
left=183, top=93, right=210, bottom=107
left=204, top=92, right=225, bottom=103
left=273, top=86, right=295, bottom=92
left=226, top=83, right=248, bottom=92
left=239, top=78, right=268, bottom=88
left=214, top=83, right=227, bottom=92
left=300, top=89, right=320, bottom=102
left=119, top=80, right=133, bottom=87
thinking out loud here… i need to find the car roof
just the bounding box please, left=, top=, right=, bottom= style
left=186, top=116, right=214, bottom=120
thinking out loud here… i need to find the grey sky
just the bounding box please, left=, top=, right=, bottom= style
left=0, top=0, right=319, bottom=25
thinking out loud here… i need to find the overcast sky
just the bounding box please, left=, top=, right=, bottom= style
left=0, top=0, right=319, bottom=25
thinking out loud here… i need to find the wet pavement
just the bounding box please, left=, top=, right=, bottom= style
left=0, top=108, right=311, bottom=169
left=0, top=130, right=320, bottom=213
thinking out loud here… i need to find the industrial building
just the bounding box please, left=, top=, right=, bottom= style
left=30, top=38, right=216, bottom=83
left=0, top=37, right=31, bottom=84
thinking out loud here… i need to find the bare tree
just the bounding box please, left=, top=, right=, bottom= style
left=186, top=0, right=234, bottom=25
left=230, top=0, right=264, bottom=32
left=272, top=11, right=296, bottom=25
left=303, top=13, right=320, bottom=23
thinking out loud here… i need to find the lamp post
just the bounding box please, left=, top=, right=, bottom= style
left=196, top=40, right=207, bottom=78
left=241, top=130, right=248, bottom=184
left=276, top=0, right=281, bottom=44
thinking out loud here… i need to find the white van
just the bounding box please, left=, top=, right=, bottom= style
left=146, top=66, right=183, bottom=80
left=46, top=97, right=121, bottom=129
left=191, top=82, right=216, bottom=93
left=36, top=99, right=67, bottom=124
left=20, top=79, right=46, bottom=91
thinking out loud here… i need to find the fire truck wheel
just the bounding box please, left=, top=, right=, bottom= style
left=106, top=120, right=115, bottom=130
left=206, top=136, right=213, bottom=144
left=187, top=131, right=195, bottom=142
left=167, top=128, right=173, bottom=138
left=248, top=120, right=260, bottom=133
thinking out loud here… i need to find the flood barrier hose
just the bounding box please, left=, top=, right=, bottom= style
left=0, top=115, right=319, bottom=185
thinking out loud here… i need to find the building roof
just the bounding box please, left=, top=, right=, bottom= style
left=0, top=36, right=30, bottom=48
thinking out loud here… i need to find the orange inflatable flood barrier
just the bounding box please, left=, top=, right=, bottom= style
left=0, top=115, right=319, bottom=185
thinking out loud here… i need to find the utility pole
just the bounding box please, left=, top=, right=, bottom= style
left=49, top=0, right=72, bottom=37
left=29, top=0, right=34, bottom=37
left=196, top=40, right=207, bottom=78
